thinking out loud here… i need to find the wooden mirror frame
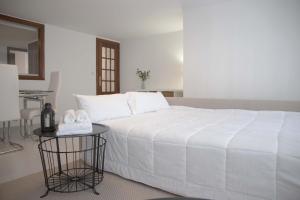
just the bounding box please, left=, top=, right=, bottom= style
left=0, top=14, right=45, bottom=80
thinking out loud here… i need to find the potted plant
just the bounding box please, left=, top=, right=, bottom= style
left=136, top=68, right=150, bottom=89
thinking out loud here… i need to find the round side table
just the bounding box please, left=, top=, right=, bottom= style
left=34, top=124, right=109, bottom=198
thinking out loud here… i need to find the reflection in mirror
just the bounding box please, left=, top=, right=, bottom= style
left=0, top=14, right=44, bottom=80
left=0, top=19, right=39, bottom=76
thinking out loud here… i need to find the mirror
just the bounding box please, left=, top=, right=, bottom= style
left=0, top=14, right=45, bottom=80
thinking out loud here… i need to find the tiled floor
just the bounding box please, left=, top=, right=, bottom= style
left=0, top=126, right=176, bottom=200
left=0, top=125, right=42, bottom=184
left=0, top=171, right=176, bottom=200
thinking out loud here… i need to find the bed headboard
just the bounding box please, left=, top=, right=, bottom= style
left=166, top=97, right=300, bottom=112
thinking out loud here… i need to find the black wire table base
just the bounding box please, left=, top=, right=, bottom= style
left=44, top=168, right=103, bottom=195
left=34, top=126, right=108, bottom=198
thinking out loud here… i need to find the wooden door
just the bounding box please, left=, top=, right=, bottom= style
left=96, top=38, right=120, bottom=95
left=28, top=41, right=39, bottom=74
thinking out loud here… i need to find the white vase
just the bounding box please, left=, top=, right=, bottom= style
left=141, top=81, right=146, bottom=89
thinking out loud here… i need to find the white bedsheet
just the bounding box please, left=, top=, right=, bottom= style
left=97, top=106, right=300, bottom=200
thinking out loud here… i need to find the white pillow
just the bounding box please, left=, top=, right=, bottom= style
left=127, top=92, right=170, bottom=114
left=74, top=93, right=131, bottom=122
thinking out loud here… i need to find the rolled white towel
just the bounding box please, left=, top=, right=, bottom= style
left=57, top=122, right=92, bottom=135
left=75, top=109, right=91, bottom=123
left=63, top=109, right=76, bottom=124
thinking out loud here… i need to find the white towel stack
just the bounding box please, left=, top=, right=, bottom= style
left=63, top=109, right=76, bottom=124
left=57, top=109, right=92, bottom=135
left=75, top=110, right=90, bottom=123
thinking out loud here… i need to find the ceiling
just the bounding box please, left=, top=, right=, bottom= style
left=0, top=0, right=183, bottom=40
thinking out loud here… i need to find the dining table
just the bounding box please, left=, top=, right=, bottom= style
left=19, top=90, right=54, bottom=137
left=19, top=90, right=53, bottom=110
left=0, top=90, right=54, bottom=154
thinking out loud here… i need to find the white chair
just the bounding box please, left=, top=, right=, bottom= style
left=20, top=71, right=61, bottom=136
left=0, top=64, right=23, bottom=154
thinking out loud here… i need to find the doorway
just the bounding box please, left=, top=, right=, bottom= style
left=96, top=38, right=120, bottom=95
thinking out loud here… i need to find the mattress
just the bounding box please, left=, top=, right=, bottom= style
left=97, top=106, right=300, bottom=200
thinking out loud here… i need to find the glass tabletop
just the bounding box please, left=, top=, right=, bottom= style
left=19, top=90, right=54, bottom=94
left=19, top=90, right=54, bottom=98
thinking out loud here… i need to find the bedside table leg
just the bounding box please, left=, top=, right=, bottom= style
left=92, top=135, right=100, bottom=195
left=40, top=189, right=49, bottom=198
left=93, top=188, right=99, bottom=195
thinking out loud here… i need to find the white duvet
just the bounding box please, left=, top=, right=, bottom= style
left=97, top=106, right=300, bottom=200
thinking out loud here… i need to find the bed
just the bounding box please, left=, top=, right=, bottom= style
left=74, top=93, right=300, bottom=200
left=98, top=105, right=300, bottom=200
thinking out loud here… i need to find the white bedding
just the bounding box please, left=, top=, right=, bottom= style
left=97, top=106, right=300, bottom=200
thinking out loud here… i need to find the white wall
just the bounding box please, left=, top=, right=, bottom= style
left=19, top=24, right=97, bottom=118
left=120, top=31, right=183, bottom=92
left=183, top=0, right=300, bottom=101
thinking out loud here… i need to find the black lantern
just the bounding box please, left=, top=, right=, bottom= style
left=41, top=103, right=56, bottom=132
